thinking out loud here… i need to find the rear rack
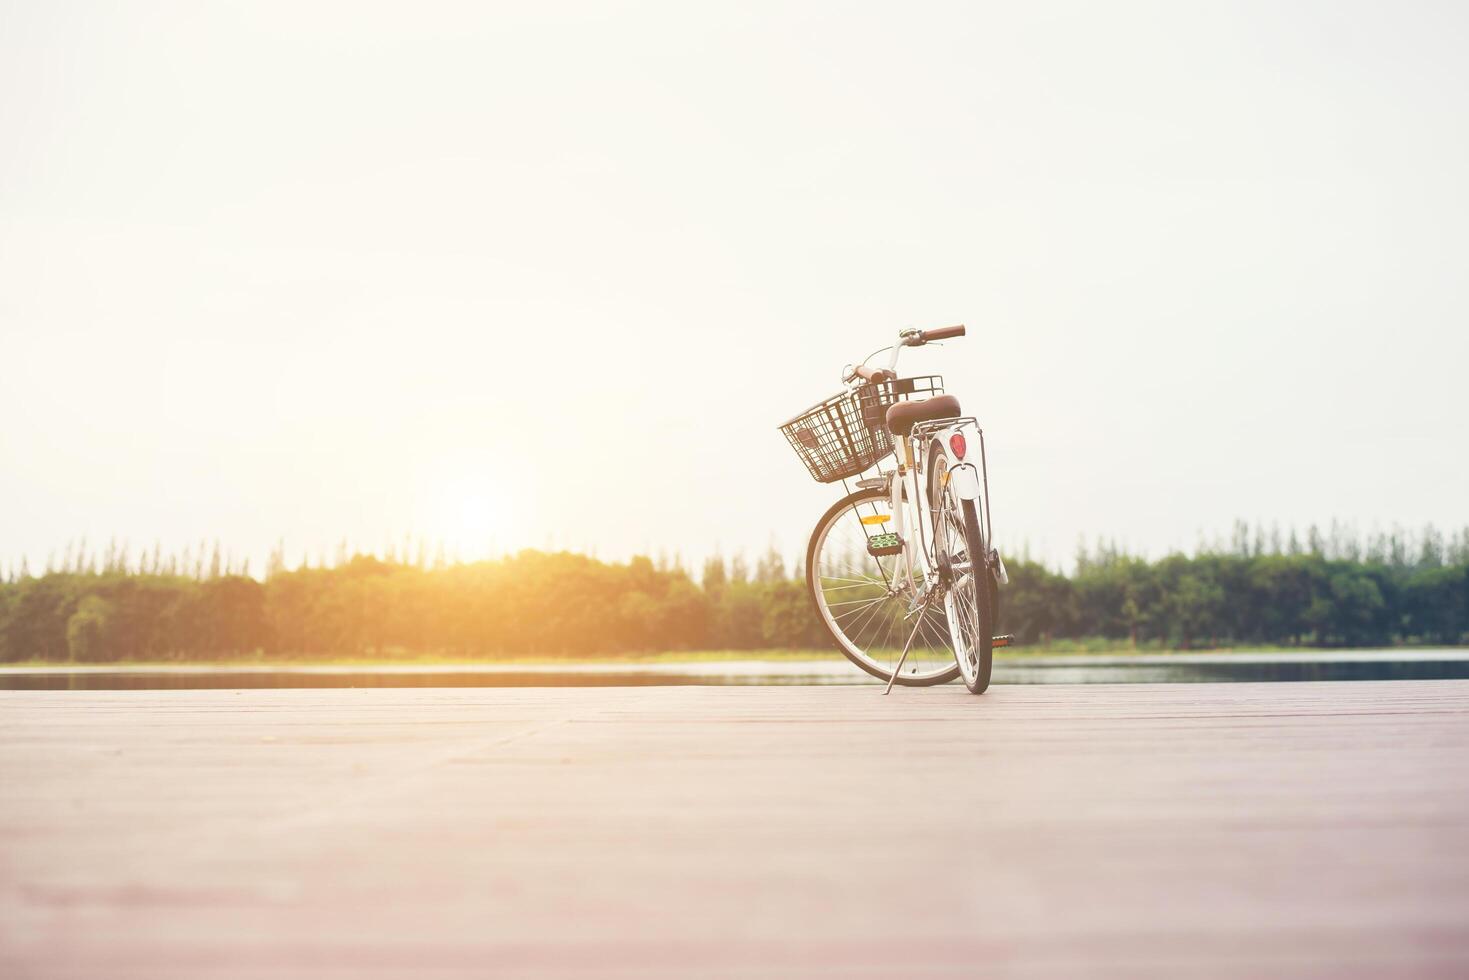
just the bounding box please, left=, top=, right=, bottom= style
left=909, top=415, right=980, bottom=440
left=908, top=416, right=995, bottom=562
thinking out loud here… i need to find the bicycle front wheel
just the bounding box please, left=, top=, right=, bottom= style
left=806, top=488, right=961, bottom=686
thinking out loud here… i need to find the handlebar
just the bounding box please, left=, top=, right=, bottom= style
left=853, top=365, right=896, bottom=383
left=845, top=324, right=965, bottom=385
left=918, top=324, right=965, bottom=343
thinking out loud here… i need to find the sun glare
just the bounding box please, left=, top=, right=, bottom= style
left=415, top=462, right=522, bottom=559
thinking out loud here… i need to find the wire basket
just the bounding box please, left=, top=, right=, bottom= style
left=780, top=375, right=944, bottom=484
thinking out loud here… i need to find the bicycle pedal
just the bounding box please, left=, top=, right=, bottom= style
left=866, top=532, right=903, bottom=557
left=992, top=634, right=1015, bottom=648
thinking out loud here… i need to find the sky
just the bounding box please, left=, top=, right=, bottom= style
left=2, top=0, right=1467, bottom=577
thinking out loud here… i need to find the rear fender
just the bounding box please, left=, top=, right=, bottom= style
left=946, top=463, right=981, bottom=501
left=933, top=420, right=982, bottom=501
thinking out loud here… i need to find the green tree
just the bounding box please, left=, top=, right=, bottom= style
left=66, top=595, right=117, bottom=662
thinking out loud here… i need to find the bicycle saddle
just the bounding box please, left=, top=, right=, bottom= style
left=884, top=395, right=961, bottom=437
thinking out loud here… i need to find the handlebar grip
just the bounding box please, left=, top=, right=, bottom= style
left=854, top=365, right=897, bottom=383
left=920, top=324, right=965, bottom=342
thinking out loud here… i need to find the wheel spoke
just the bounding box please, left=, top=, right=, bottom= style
left=808, top=486, right=958, bottom=684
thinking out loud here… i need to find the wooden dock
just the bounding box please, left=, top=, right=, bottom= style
left=3, top=682, right=1468, bottom=977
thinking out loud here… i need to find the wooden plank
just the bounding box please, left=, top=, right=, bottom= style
left=2, top=682, right=1467, bottom=977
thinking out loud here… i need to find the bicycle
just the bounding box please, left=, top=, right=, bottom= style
left=779, top=325, right=1009, bottom=694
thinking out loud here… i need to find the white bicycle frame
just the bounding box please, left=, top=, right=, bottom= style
left=886, top=419, right=983, bottom=599
left=853, top=332, right=993, bottom=604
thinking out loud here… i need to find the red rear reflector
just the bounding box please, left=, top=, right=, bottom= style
left=949, top=433, right=967, bottom=459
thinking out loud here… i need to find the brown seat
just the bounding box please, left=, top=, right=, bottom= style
left=884, top=395, right=962, bottom=437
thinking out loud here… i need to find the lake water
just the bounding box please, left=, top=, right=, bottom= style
left=3, top=651, right=1468, bottom=689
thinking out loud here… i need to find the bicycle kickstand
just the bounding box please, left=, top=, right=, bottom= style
left=883, top=593, right=934, bottom=696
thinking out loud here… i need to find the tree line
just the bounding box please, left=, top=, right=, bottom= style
left=0, top=522, right=1465, bottom=662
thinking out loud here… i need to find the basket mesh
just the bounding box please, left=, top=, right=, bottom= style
left=779, top=376, right=943, bottom=484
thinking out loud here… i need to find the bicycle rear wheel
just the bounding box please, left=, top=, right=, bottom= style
left=929, top=448, right=996, bottom=694
left=806, top=488, right=961, bottom=686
